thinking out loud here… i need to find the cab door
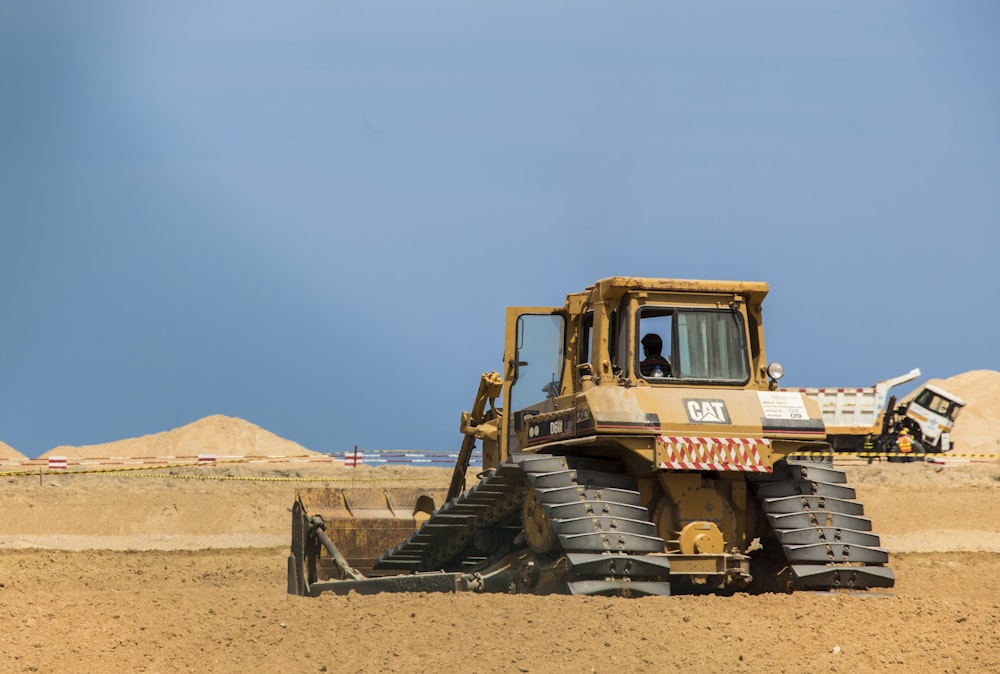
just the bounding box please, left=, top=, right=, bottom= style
left=500, top=306, right=567, bottom=458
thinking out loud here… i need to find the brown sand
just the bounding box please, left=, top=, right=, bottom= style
left=1, top=460, right=999, bottom=673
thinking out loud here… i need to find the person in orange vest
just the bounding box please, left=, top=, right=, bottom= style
left=897, top=428, right=914, bottom=462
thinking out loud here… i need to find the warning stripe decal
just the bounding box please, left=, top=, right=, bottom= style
left=656, top=436, right=772, bottom=473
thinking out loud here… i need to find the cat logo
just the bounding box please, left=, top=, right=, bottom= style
left=683, top=398, right=731, bottom=425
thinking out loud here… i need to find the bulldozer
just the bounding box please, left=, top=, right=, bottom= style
left=289, top=277, right=894, bottom=597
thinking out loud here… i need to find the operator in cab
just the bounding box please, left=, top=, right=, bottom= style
left=639, top=333, right=672, bottom=378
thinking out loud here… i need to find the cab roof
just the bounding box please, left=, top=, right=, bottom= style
left=588, top=276, right=769, bottom=300
left=923, top=383, right=967, bottom=407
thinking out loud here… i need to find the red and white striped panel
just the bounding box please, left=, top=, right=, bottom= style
left=656, top=436, right=771, bottom=473
left=48, top=456, right=68, bottom=470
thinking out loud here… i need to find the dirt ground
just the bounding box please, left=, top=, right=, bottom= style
left=1, top=460, right=999, bottom=674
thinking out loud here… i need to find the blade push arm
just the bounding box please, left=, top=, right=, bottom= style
left=447, top=371, right=503, bottom=501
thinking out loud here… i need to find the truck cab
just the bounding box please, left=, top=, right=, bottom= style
left=902, top=384, right=966, bottom=451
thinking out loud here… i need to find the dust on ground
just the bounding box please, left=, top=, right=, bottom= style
left=2, top=459, right=999, bottom=673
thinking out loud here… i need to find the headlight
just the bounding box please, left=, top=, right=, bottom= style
left=766, top=362, right=785, bottom=381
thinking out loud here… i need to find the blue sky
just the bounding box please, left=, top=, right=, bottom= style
left=2, top=2, right=997, bottom=457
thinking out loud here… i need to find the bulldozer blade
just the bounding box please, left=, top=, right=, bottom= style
left=294, top=486, right=447, bottom=576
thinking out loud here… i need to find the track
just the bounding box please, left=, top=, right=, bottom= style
left=373, top=453, right=671, bottom=595
left=748, top=459, right=895, bottom=590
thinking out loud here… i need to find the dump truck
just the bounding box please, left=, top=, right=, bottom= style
left=289, top=277, right=894, bottom=597
left=782, top=369, right=966, bottom=456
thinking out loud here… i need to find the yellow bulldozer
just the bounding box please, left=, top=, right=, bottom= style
left=289, top=277, right=894, bottom=596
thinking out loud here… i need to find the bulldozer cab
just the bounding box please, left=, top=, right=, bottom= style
left=499, top=278, right=772, bottom=459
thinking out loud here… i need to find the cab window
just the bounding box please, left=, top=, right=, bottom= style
left=637, top=307, right=749, bottom=383
left=510, top=313, right=565, bottom=413
left=914, top=390, right=960, bottom=420
left=637, top=307, right=673, bottom=379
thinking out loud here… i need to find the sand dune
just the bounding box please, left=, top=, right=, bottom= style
left=0, top=440, right=25, bottom=460
left=37, top=414, right=320, bottom=460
